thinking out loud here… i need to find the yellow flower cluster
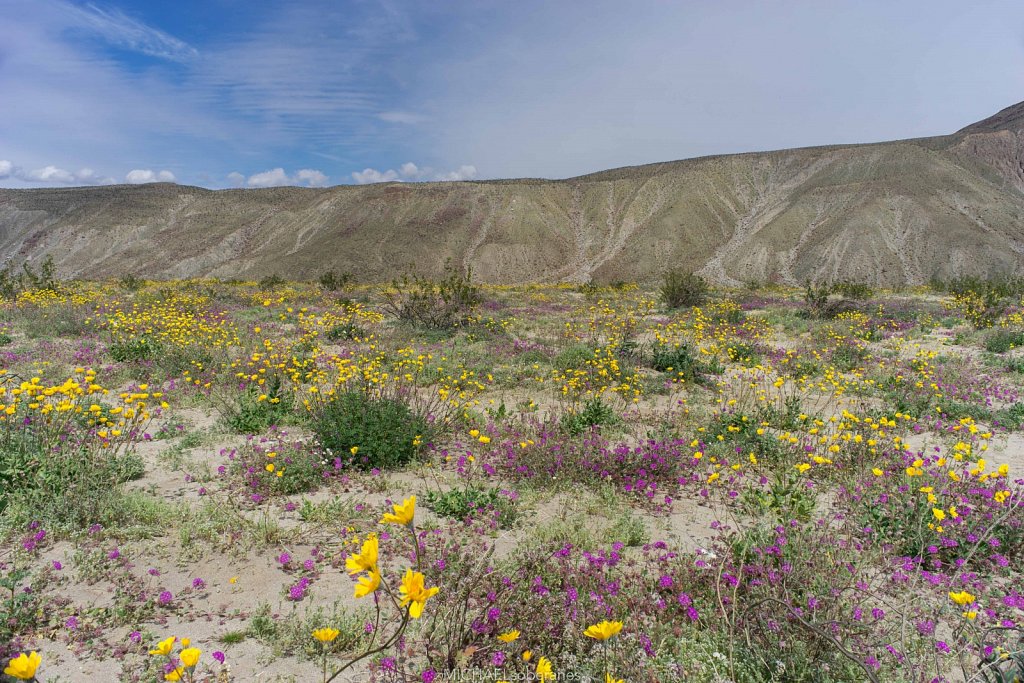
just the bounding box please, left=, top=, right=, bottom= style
left=95, top=292, right=239, bottom=352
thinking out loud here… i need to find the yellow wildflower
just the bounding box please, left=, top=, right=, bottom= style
left=399, top=568, right=439, bottom=618
left=354, top=567, right=381, bottom=598
left=312, top=628, right=340, bottom=643
left=179, top=648, right=201, bottom=668
left=536, top=656, right=555, bottom=682
left=949, top=590, right=976, bottom=606
left=345, top=535, right=378, bottom=575
left=584, top=620, right=623, bottom=640
left=149, top=636, right=176, bottom=656
left=4, top=652, right=41, bottom=680
left=382, top=495, right=416, bottom=526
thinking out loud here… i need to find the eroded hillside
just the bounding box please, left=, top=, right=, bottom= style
left=5, top=102, right=1024, bottom=285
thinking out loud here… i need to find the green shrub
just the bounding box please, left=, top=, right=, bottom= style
left=608, top=511, right=649, bottom=546
left=324, top=323, right=365, bottom=342
left=553, top=344, right=596, bottom=371
left=830, top=343, right=868, bottom=371
left=727, top=342, right=762, bottom=367
left=659, top=268, right=707, bottom=309
left=984, top=328, right=1024, bottom=353
left=0, top=333, right=11, bottom=346
left=560, top=398, right=618, bottom=435
left=119, top=273, right=145, bottom=291
left=259, top=273, right=286, bottom=289
left=22, top=306, right=88, bottom=339
left=424, top=486, right=518, bottom=529
left=995, top=402, right=1024, bottom=430
left=382, top=261, right=481, bottom=331
left=318, top=270, right=353, bottom=292
left=802, top=281, right=857, bottom=319
left=739, top=474, right=816, bottom=522
left=311, top=390, right=432, bottom=470
left=226, top=375, right=294, bottom=434
left=1, top=430, right=145, bottom=530
left=109, top=336, right=162, bottom=362
left=832, top=280, right=874, bottom=300
left=649, top=342, right=722, bottom=385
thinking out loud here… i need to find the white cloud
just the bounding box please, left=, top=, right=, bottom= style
left=245, top=167, right=329, bottom=187
left=246, top=168, right=290, bottom=187
left=435, top=165, right=478, bottom=181
left=295, top=168, right=328, bottom=187
left=352, top=168, right=399, bottom=184
left=352, top=162, right=478, bottom=184
left=0, top=159, right=115, bottom=185
left=227, top=171, right=246, bottom=187
left=75, top=167, right=116, bottom=184
left=126, top=169, right=176, bottom=184
left=26, top=165, right=75, bottom=183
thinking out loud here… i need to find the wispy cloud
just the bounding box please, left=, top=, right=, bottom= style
left=59, top=1, right=198, bottom=61
left=377, top=111, right=426, bottom=124
left=192, top=2, right=416, bottom=148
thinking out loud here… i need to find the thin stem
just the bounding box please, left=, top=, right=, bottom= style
left=324, top=613, right=410, bottom=683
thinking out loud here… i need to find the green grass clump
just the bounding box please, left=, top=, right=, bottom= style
left=560, top=398, right=618, bottom=436
left=424, top=486, right=519, bottom=529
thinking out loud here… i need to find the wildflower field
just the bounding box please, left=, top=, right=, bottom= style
left=1, top=272, right=1022, bottom=683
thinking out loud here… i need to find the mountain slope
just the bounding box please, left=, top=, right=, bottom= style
left=4, top=103, right=1024, bottom=285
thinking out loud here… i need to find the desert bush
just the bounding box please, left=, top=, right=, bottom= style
left=119, top=273, right=145, bottom=291
left=832, top=279, right=874, bottom=300
left=648, top=342, right=722, bottom=385
left=19, top=303, right=89, bottom=339
left=318, top=269, right=353, bottom=292
left=324, top=322, right=364, bottom=341
left=259, top=273, right=286, bottom=289
left=802, top=280, right=858, bottom=319
left=560, top=397, right=618, bottom=435
left=984, top=328, right=1024, bottom=353
left=424, top=486, right=519, bottom=529
left=310, top=390, right=432, bottom=470
left=830, top=341, right=869, bottom=371
left=109, top=335, right=162, bottom=362
left=553, top=343, right=596, bottom=371
left=382, top=262, right=481, bottom=330
left=2, top=430, right=145, bottom=530
left=659, top=268, right=707, bottom=309
left=225, top=374, right=295, bottom=434
left=223, top=432, right=326, bottom=500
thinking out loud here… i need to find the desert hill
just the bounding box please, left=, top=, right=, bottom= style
left=5, top=102, right=1024, bottom=285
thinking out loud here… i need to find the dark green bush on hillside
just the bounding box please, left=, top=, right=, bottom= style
left=382, top=261, right=481, bottom=331
left=659, top=268, right=707, bottom=309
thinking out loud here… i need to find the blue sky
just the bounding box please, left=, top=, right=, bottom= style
left=2, top=0, right=1024, bottom=188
